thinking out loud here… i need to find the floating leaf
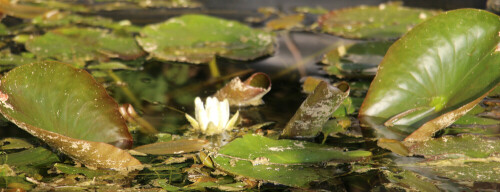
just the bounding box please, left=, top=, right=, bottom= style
left=318, top=2, right=439, bottom=39
left=404, top=134, right=500, bottom=158
left=265, top=14, right=304, bottom=30
left=213, top=155, right=337, bottom=188
left=382, top=170, right=440, bottom=192
left=26, top=27, right=145, bottom=66
left=282, top=81, right=350, bottom=138
left=213, top=72, right=271, bottom=107
left=417, top=157, right=500, bottom=183
left=0, top=61, right=141, bottom=170
left=136, top=14, right=274, bottom=64
left=53, top=163, right=116, bottom=178
left=133, top=139, right=208, bottom=155
left=217, top=134, right=371, bottom=164
left=321, top=41, right=393, bottom=78
left=32, top=11, right=140, bottom=33
left=0, top=138, right=33, bottom=150
left=0, top=147, right=59, bottom=167
left=358, top=9, right=500, bottom=141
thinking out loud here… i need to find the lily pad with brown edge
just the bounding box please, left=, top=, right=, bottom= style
left=136, top=14, right=274, bottom=64
left=281, top=81, right=350, bottom=138
left=0, top=61, right=141, bottom=171
left=358, top=9, right=500, bottom=141
left=25, top=27, right=145, bottom=66
left=318, top=2, right=440, bottom=40
left=213, top=72, right=271, bottom=107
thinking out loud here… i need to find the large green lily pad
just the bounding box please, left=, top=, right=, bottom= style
left=358, top=9, right=500, bottom=141
left=25, top=27, right=145, bottom=66
left=0, top=61, right=141, bottom=170
left=217, top=134, right=371, bottom=165
left=318, top=2, right=439, bottom=39
left=213, top=134, right=370, bottom=188
left=136, top=14, right=274, bottom=64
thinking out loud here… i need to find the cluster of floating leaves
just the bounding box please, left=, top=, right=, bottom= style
left=0, top=1, right=498, bottom=191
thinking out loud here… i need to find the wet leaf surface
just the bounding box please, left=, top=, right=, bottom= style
left=319, top=2, right=440, bottom=39
left=359, top=9, right=500, bottom=141
left=136, top=14, right=274, bottom=64
left=0, top=61, right=141, bottom=170
left=217, top=134, right=371, bottom=164
left=26, top=27, right=145, bottom=66
left=405, top=134, right=500, bottom=158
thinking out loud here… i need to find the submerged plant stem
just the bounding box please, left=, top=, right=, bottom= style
left=108, top=70, right=143, bottom=110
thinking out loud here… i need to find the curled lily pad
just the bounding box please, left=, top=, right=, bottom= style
left=281, top=81, right=350, bottom=138
left=213, top=72, right=271, bottom=107
left=0, top=61, right=141, bottom=170
left=358, top=9, right=500, bottom=141
left=318, top=2, right=440, bottom=39
left=25, top=27, right=145, bottom=66
left=136, top=14, right=274, bottom=64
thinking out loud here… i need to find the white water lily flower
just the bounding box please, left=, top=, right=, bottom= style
left=185, top=96, right=240, bottom=135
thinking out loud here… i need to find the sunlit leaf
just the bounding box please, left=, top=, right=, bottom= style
left=405, top=134, right=500, bottom=158
left=0, top=61, right=141, bottom=170
left=217, top=134, right=371, bottom=164
left=265, top=14, right=304, bottom=30
left=213, top=155, right=339, bottom=188
left=359, top=9, right=500, bottom=141
left=318, top=2, right=439, bottom=39
left=136, top=14, right=274, bottom=64
left=417, top=157, right=500, bottom=183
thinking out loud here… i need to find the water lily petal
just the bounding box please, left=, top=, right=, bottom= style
left=225, top=110, right=240, bottom=131
left=206, top=97, right=220, bottom=128
left=220, top=99, right=230, bottom=129
left=195, top=97, right=208, bottom=131
left=205, top=122, right=217, bottom=135
left=185, top=114, right=199, bottom=130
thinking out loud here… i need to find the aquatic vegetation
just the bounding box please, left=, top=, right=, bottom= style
left=0, top=1, right=498, bottom=191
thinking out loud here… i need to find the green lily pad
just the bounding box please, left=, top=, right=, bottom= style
left=25, top=27, right=145, bottom=66
left=213, top=155, right=336, bottom=188
left=32, top=12, right=141, bottom=33
left=318, top=2, right=440, bottom=39
left=217, top=134, right=371, bottom=164
left=136, top=14, right=274, bottom=64
left=0, top=61, right=141, bottom=170
left=358, top=9, right=500, bottom=141
left=0, top=147, right=59, bottom=167
left=417, top=157, right=500, bottom=183
left=382, top=170, right=440, bottom=192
